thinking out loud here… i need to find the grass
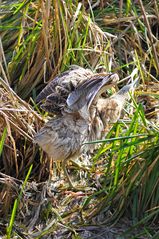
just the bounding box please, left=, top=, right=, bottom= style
left=0, top=128, right=7, bottom=156
left=0, top=0, right=159, bottom=238
left=6, top=164, right=33, bottom=239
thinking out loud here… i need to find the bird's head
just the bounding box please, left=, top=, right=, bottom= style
left=96, top=77, right=138, bottom=126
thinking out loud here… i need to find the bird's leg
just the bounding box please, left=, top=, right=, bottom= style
left=49, top=158, right=61, bottom=181
left=62, top=158, right=74, bottom=188
left=49, top=157, right=54, bottom=181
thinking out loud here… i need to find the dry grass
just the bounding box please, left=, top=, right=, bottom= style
left=0, top=0, right=159, bottom=238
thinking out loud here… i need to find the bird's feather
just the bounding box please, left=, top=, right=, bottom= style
left=36, top=65, right=93, bottom=114
left=67, top=73, right=119, bottom=113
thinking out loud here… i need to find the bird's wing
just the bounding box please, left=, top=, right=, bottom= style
left=67, top=73, right=119, bottom=114
left=36, top=65, right=93, bottom=114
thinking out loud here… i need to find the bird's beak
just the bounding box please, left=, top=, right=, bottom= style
left=116, top=77, right=139, bottom=96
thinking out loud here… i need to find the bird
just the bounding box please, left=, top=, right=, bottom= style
left=34, top=65, right=137, bottom=188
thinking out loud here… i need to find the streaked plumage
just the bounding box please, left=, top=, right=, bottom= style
left=36, top=65, right=94, bottom=114
left=34, top=65, right=136, bottom=187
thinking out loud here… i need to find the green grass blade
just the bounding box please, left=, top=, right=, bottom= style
left=6, top=164, right=33, bottom=238
left=0, top=127, right=7, bottom=156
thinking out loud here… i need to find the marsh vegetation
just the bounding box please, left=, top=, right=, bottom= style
left=0, top=1, right=159, bottom=238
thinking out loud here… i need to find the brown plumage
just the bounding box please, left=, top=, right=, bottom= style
left=34, top=65, right=136, bottom=187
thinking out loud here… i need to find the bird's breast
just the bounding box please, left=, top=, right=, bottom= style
left=34, top=115, right=89, bottom=160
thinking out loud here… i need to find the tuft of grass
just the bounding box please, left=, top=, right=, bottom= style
left=81, top=101, right=159, bottom=227
left=0, top=0, right=159, bottom=238
left=6, top=164, right=33, bottom=239
left=1, top=0, right=113, bottom=99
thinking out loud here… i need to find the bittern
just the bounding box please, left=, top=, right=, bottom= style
left=34, top=65, right=136, bottom=188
